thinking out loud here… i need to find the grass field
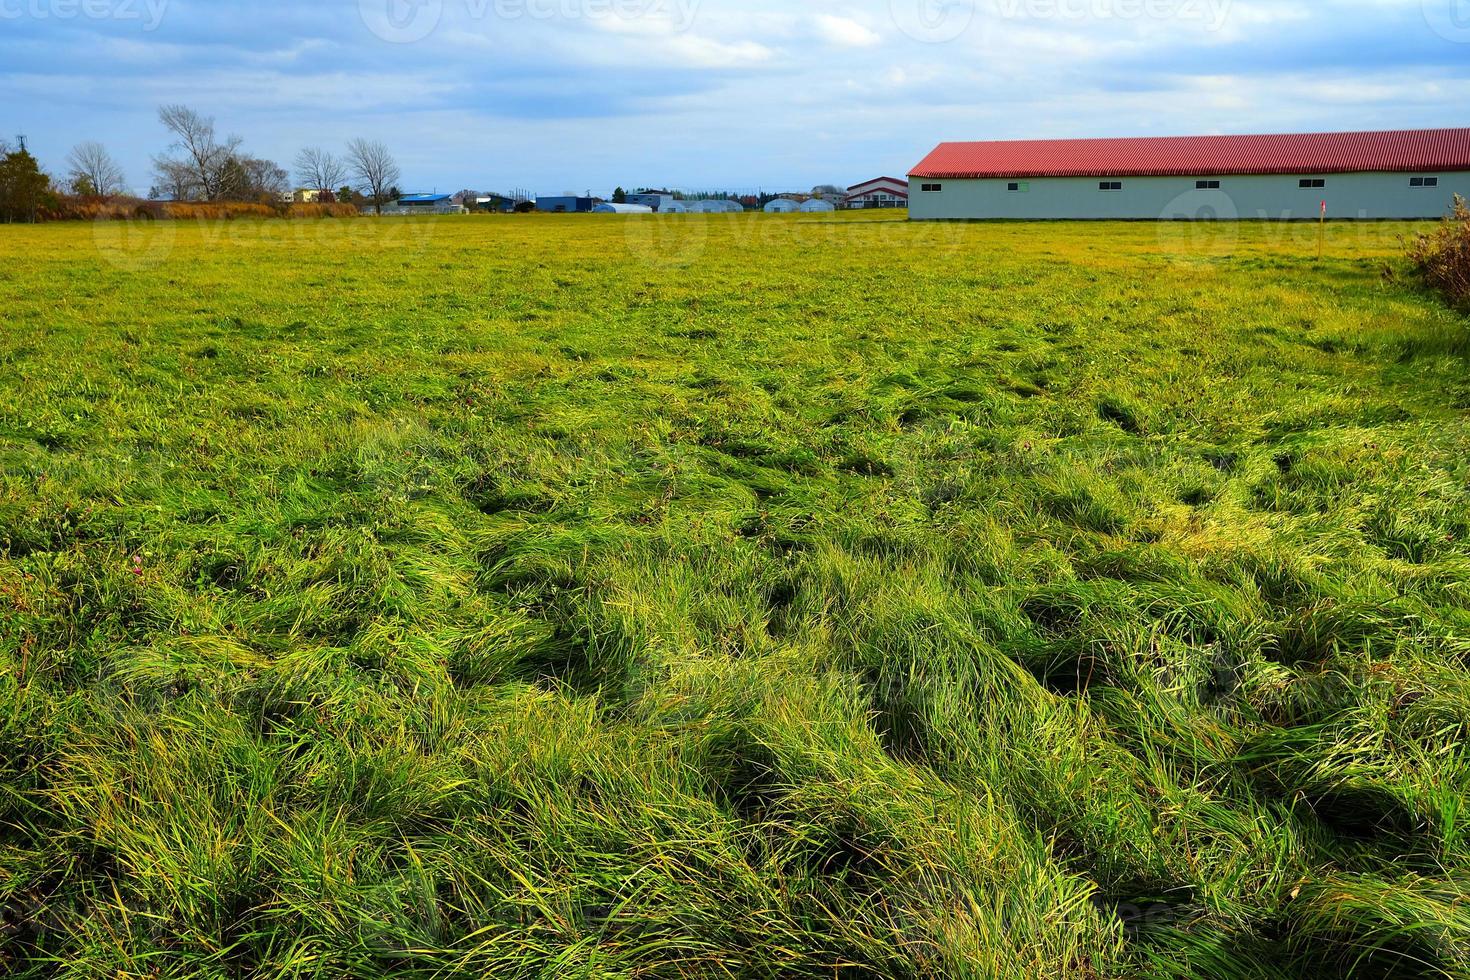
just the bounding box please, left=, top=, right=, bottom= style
left=3, top=211, right=1470, bottom=978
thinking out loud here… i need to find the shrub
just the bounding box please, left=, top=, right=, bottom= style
left=1407, top=194, right=1470, bottom=310
left=43, top=195, right=360, bottom=221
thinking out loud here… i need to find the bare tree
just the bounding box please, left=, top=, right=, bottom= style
left=149, top=158, right=194, bottom=201
left=345, top=138, right=400, bottom=215
left=154, top=104, right=242, bottom=201
left=66, top=141, right=127, bottom=198
left=293, top=146, right=347, bottom=194
left=239, top=156, right=290, bottom=202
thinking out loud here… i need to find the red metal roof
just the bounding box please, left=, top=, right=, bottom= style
left=847, top=176, right=909, bottom=192
left=909, top=129, right=1470, bottom=179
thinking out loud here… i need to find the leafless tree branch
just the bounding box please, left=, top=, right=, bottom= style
left=293, top=147, right=348, bottom=195
left=155, top=104, right=242, bottom=201
left=345, top=138, right=401, bottom=216
left=66, top=141, right=128, bottom=198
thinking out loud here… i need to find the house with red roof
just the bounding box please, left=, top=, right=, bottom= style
left=907, top=129, right=1470, bottom=221
left=845, top=177, right=909, bottom=209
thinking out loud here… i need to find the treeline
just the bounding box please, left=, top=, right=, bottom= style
left=1, top=104, right=406, bottom=222
left=62, top=200, right=362, bottom=222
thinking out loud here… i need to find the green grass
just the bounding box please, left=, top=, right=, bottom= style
left=2, top=212, right=1469, bottom=978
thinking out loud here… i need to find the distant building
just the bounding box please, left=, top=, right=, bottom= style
left=687, top=199, right=744, bottom=213
left=536, top=196, right=595, bottom=213
left=908, top=128, right=1470, bottom=220
left=471, top=194, right=517, bottom=213
left=799, top=199, right=836, bottom=213
left=383, top=193, right=464, bottom=215
left=763, top=198, right=799, bottom=213
left=293, top=188, right=334, bottom=204
left=626, top=192, right=677, bottom=211
left=845, top=177, right=908, bottom=209
left=593, top=202, right=654, bottom=213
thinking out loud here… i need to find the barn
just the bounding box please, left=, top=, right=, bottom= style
left=844, top=177, right=908, bottom=209
left=535, top=196, right=594, bottom=213
left=908, top=129, right=1470, bottom=221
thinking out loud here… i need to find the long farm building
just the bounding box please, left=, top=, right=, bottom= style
left=908, top=129, right=1470, bottom=220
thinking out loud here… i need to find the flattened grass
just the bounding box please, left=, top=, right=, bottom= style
left=2, top=213, right=1469, bottom=977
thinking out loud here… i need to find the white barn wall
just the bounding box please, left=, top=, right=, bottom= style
left=908, top=171, right=1470, bottom=221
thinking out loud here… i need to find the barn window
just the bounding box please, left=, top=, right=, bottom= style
left=920, top=183, right=942, bottom=192
left=1410, top=177, right=1439, bottom=187
left=1099, top=181, right=1122, bottom=191
left=1299, top=178, right=1326, bottom=188
left=1196, top=180, right=1221, bottom=189
left=1007, top=182, right=1029, bottom=192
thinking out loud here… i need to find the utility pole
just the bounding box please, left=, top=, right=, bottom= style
left=15, top=135, right=26, bottom=152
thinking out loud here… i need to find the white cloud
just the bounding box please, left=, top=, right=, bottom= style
left=812, top=14, right=882, bottom=48
left=578, top=7, right=779, bottom=67
left=3, top=0, right=1468, bottom=194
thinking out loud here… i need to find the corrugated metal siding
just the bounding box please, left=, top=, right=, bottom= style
left=910, top=129, right=1470, bottom=179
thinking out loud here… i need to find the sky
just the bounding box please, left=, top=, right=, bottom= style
left=3, top=0, right=1469, bottom=197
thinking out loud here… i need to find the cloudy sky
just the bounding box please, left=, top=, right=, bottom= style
left=4, top=0, right=1469, bottom=196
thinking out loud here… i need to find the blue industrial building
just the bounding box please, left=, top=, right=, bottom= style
left=535, top=196, right=595, bottom=213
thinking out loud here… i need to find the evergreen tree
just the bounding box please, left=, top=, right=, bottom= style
left=0, top=148, right=51, bottom=223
